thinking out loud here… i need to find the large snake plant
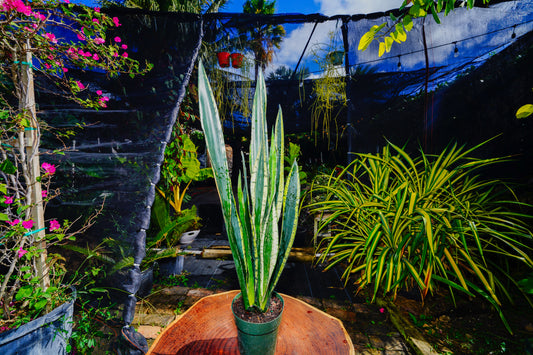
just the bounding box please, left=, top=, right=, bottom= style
left=198, top=61, right=300, bottom=312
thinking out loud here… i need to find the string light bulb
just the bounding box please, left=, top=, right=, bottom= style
left=453, top=42, right=459, bottom=57
left=511, top=25, right=516, bottom=39
left=397, top=55, right=402, bottom=69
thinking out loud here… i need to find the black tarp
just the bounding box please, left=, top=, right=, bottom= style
left=38, top=11, right=203, bottom=326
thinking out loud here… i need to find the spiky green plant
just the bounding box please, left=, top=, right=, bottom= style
left=308, top=140, right=533, bottom=333
left=198, top=61, right=300, bottom=312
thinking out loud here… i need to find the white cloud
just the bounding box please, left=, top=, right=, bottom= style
left=315, top=0, right=401, bottom=16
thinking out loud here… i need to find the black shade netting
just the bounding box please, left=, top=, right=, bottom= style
left=36, top=11, right=202, bottom=324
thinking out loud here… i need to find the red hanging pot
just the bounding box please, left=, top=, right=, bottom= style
left=217, top=52, right=230, bottom=68
left=230, top=52, right=244, bottom=68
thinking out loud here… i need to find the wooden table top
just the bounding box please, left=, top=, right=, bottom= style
left=147, top=290, right=355, bottom=355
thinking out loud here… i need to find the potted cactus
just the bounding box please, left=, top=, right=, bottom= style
left=198, top=61, right=300, bottom=355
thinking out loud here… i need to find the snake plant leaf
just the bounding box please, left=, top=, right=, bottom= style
left=198, top=61, right=251, bottom=306
left=267, top=158, right=300, bottom=298
left=198, top=61, right=300, bottom=313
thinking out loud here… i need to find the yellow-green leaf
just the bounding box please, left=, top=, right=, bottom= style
left=516, top=104, right=533, bottom=119
left=20, top=117, right=31, bottom=127
left=385, top=36, right=393, bottom=53
left=397, top=30, right=407, bottom=42
left=390, top=31, right=400, bottom=43
left=443, top=248, right=468, bottom=291
left=358, top=31, right=374, bottom=51
left=403, top=15, right=413, bottom=31
left=378, top=42, right=385, bottom=57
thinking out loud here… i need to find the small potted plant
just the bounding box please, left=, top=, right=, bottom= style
left=217, top=51, right=231, bottom=68
left=148, top=132, right=211, bottom=275
left=157, top=132, right=212, bottom=243
left=198, top=61, right=300, bottom=355
left=230, top=52, right=245, bottom=68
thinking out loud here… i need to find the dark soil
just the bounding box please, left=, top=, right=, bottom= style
left=393, top=289, right=533, bottom=354
left=232, top=294, right=283, bottom=323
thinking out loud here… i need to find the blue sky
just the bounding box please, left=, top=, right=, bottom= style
left=223, top=0, right=399, bottom=15
left=223, top=0, right=323, bottom=14
left=78, top=0, right=401, bottom=15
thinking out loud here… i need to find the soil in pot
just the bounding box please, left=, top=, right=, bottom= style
left=232, top=294, right=283, bottom=323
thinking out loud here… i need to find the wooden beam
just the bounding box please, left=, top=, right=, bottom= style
left=200, top=246, right=316, bottom=263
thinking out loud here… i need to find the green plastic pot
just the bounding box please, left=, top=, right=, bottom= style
left=232, top=292, right=284, bottom=355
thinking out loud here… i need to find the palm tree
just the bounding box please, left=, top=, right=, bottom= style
left=266, top=65, right=310, bottom=81
left=240, top=0, right=286, bottom=79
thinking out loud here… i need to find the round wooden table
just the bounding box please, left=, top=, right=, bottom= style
left=147, top=290, right=354, bottom=354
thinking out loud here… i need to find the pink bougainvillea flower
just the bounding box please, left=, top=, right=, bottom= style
left=92, top=18, right=99, bottom=24
left=41, top=162, right=56, bottom=174
left=3, top=195, right=13, bottom=204
left=94, top=37, right=105, bottom=45
left=42, top=190, right=47, bottom=198
left=44, top=32, right=57, bottom=44
left=96, top=90, right=103, bottom=95
left=379, top=308, right=385, bottom=314
left=4, top=0, right=33, bottom=16
left=112, top=17, right=121, bottom=27
left=121, top=44, right=128, bottom=50
left=114, top=36, right=121, bottom=43
left=103, top=96, right=109, bottom=102
left=49, top=219, right=60, bottom=231
left=62, top=67, right=68, bottom=73
left=77, top=33, right=85, bottom=41
left=21, top=220, right=33, bottom=229
left=17, top=247, right=28, bottom=258
left=94, top=7, right=100, bottom=12
left=7, top=219, right=20, bottom=226
left=44, top=63, right=51, bottom=69
left=93, top=53, right=99, bottom=61
left=122, top=52, right=128, bottom=58
left=64, top=0, right=70, bottom=3
left=76, top=81, right=85, bottom=90
left=33, top=12, right=46, bottom=21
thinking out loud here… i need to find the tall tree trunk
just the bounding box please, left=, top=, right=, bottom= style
left=19, top=40, right=49, bottom=290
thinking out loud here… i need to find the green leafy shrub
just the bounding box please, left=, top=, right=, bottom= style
left=308, top=140, right=533, bottom=333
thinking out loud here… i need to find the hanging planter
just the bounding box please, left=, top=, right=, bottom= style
left=230, top=52, right=245, bottom=68
left=326, top=50, right=344, bottom=66
left=217, top=52, right=231, bottom=68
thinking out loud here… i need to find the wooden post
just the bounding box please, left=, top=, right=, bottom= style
left=20, top=41, right=49, bottom=290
